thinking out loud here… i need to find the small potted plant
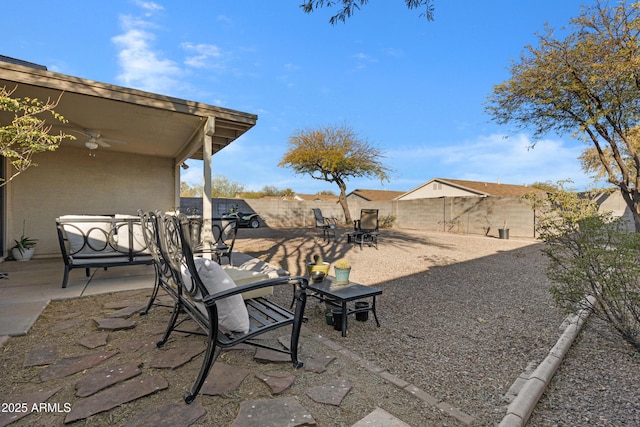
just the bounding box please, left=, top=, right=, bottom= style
left=11, top=220, right=37, bottom=261
left=334, top=258, right=351, bottom=284
left=12, top=235, right=37, bottom=261
left=307, top=254, right=330, bottom=282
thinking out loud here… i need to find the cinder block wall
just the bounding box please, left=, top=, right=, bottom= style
left=182, top=196, right=537, bottom=239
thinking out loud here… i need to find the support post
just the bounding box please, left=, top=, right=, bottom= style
left=201, top=117, right=215, bottom=258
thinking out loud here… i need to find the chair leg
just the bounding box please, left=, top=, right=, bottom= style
left=62, top=267, right=70, bottom=288
left=290, top=287, right=307, bottom=368
left=140, top=268, right=160, bottom=315
left=185, top=325, right=221, bottom=404
left=157, top=302, right=181, bottom=347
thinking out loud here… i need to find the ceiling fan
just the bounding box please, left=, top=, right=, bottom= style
left=78, top=130, right=126, bottom=156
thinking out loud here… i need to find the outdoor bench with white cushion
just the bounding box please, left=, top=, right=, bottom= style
left=55, top=215, right=154, bottom=288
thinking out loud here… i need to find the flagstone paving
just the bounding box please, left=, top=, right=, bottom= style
left=0, top=288, right=453, bottom=426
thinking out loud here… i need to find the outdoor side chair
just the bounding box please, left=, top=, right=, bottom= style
left=186, top=216, right=238, bottom=265
left=312, top=208, right=338, bottom=240
left=351, top=208, right=379, bottom=249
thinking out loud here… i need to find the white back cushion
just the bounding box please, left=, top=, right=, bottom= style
left=182, top=257, right=250, bottom=334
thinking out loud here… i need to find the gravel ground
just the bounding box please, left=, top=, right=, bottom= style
left=234, top=226, right=640, bottom=426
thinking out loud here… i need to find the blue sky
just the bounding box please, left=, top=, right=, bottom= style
left=4, top=1, right=597, bottom=194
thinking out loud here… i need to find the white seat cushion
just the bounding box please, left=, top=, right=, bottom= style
left=59, top=215, right=116, bottom=256
left=222, top=266, right=272, bottom=299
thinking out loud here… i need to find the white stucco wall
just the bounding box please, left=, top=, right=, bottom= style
left=6, top=145, right=176, bottom=257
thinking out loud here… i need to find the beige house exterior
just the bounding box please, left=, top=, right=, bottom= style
left=396, top=178, right=540, bottom=200
left=1, top=59, right=257, bottom=258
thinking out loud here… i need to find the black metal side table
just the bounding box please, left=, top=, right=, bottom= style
left=309, top=276, right=382, bottom=337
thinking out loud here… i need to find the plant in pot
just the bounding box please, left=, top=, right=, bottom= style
left=334, top=259, right=351, bottom=284
left=307, top=254, right=330, bottom=283
left=11, top=220, right=37, bottom=261
left=12, top=235, right=37, bottom=261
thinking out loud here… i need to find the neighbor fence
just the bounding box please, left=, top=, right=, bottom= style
left=182, top=196, right=537, bottom=239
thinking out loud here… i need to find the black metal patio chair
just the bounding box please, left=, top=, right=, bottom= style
left=351, top=208, right=379, bottom=249
left=312, top=208, right=338, bottom=240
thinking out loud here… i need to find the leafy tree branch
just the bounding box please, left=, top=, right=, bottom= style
left=300, top=0, right=434, bottom=24
left=0, top=86, right=74, bottom=186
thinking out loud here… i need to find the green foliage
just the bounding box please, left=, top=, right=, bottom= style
left=211, top=175, right=245, bottom=198
left=487, top=1, right=640, bottom=231
left=180, top=182, right=203, bottom=197
left=379, top=214, right=396, bottom=229
left=300, top=0, right=434, bottom=24
left=239, top=185, right=295, bottom=199
left=527, top=181, right=640, bottom=351
left=279, top=122, right=392, bottom=224
left=0, top=86, right=75, bottom=186
left=13, top=235, right=37, bottom=255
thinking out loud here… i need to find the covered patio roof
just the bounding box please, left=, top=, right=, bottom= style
left=1, top=60, right=257, bottom=239
left=0, top=60, right=257, bottom=163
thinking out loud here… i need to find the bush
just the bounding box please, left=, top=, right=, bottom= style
left=379, top=214, right=396, bottom=229
left=527, top=183, right=640, bottom=351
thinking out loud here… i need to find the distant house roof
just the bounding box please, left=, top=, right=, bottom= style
left=441, top=179, right=539, bottom=196
left=294, top=193, right=339, bottom=202
left=347, top=189, right=406, bottom=201
left=398, top=178, right=542, bottom=200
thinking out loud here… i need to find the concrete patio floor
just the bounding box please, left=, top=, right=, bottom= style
left=0, top=258, right=156, bottom=338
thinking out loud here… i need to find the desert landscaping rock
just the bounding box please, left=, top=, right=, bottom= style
left=352, top=407, right=412, bottom=427
left=122, top=401, right=207, bottom=427
left=0, top=387, right=61, bottom=427
left=39, top=351, right=117, bottom=381
left=22, top=344, right=57, bottom=367
left=255, top=371, right=296, bottom=394
left=108, top=305, right=145, bottom=318
left=150, top=340, right=205, bottom=369
left=119, top=335, right=160, bottom=353
left=302, top=354, right=336, bottom=373
left=77, top=332, right=109, bottom=349
left=232, top=396, right=316, bottom=427
left=201, top=363, right=251, bottom=396
left=75, top=361, right=143, bottom=397
left=306, top=377, right=353, bottom=406
left=65, top=375, right=168, bottom=423
left=50, top=317, right=84, bottom=333
left=253, top=347, right=292, bottom=363
left=93, top=317, right=136, bottom=330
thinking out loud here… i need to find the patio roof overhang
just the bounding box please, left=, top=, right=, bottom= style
left=0, top=61, right=257, bottom=163
left=0, top=60, right=257, bottom=235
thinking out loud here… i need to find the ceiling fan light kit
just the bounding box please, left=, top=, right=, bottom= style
left=85, top=141, right=99, bottom=150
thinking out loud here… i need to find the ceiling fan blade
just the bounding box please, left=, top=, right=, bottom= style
left=99, top=137, right=126, bottom=145
left=97, top=140, right=111, bottom=148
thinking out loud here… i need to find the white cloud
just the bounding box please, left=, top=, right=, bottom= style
left=181, top=42, right=223, bottom=68
left=112, top=15, right=182, bottom=93
left=134, top=1, right=164, bottom=16
left=388, top=133, right=591, bottom=189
